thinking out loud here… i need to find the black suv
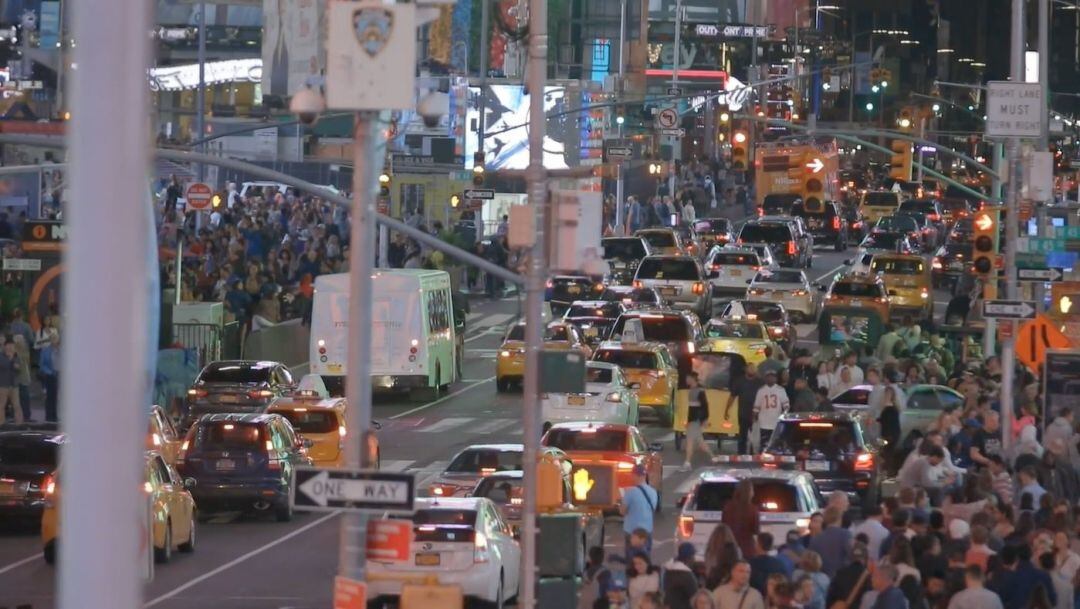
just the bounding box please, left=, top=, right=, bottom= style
left=792, top=199, right=848, bottom=251
left=545, top=275, right=603, bottom=317
left=0, top=430, right=63, bottom=525
left=177, top=413, right=312, bottom=521
left=601, top=237, right=652, bottom=286
left=738, top=219, right=813, bottom=269
left=183, top=360, right=296, bottom=431
left=762, top=412, right=882, bottom=509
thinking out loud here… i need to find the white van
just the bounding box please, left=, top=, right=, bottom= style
left=311, top=269, right=459, bottom=397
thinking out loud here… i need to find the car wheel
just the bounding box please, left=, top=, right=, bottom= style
left=179, top=513, right=196, bottom=553
left=154, top=521, right=172, bottom=564
left=834, top=238, right=845, bottom=252
left=275, top=494, right=294, bottom=522
left=43, top=540, right=56, bottom=565
left=496, top=378, right=508, bottom=393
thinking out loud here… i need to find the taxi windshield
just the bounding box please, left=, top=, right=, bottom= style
left=544, top=428, right=627, bottom=452
left=567, top=303, right=619, bottom=318
left=871, top=258, right=924, bottom=275
left=446, top=449, right=522, bottom=473
left=506, top=325, right=525, bottom=341
left=593, top=349, right=659, bottom=369
left=602, top=239, right=648, bottom=261
left=862, top=232, right=904, bottom=250
left=727, top=302, right=784, bottom=323
left=705, top=321, right=764, bottom=339
left=273, top=410, right=338, bottom=434
left=693, top=219, right=729, bottom=233
left=546, top=326, right=571, bottom=341
left=612, top=315, right=690, bottom=341
left=831, top=281, right=882, bottom=297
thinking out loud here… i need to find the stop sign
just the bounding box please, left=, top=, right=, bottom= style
left=185, top=182, right=214, bottom=211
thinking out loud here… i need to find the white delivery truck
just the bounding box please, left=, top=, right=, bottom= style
left=311, top=269, right=460, bottom=398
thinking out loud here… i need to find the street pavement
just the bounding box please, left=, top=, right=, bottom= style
left=0, top=242, right=957, bottom=609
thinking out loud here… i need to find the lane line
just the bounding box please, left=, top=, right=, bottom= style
left=416, top=417, right=474, bottom=433
left=0, top=553, right=39, bottom=576
left=388, top=377, right=495, bottom=420
left=144, top=511, right=341, bottom=608
left=813, top=264, right=847, bottom=284
left=379, top=459, right=415, bottom=472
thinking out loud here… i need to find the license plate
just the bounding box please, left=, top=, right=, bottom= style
left=568, top=396, right=587, bottom=406
left=661, top=287, right=677, bottom=296
left=216, top=459, right=236, bottom=471
left=218, top=394, right=240, bottom=404
left=415, top=552, right=441, bottom=566
left=567, top=285, right=581, bottom=294
left=585, top=327, right=599, bottom=337
left=850, top=300, right=862, bottom=307
left=806, top=461, right=830, bottom=472
left=730, top=270, right=742, bottom=277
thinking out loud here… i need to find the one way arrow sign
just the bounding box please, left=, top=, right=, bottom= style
left=982, top=299, right=1037, bottom=320
left=1017, top=267, right=1064, bottom=282
left=292, top=468, right=415, bottom=514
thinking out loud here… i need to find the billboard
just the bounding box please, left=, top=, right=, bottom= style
left=1044, top=350, right=1080, bottom=424
left=648, top=0, right=745, bottom=23
left=465, top=84, right=583, bottom=171
left=262, top=0, right=325, bottom=98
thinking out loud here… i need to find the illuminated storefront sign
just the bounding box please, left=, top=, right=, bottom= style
left=148, top=59, right=263, bottom=92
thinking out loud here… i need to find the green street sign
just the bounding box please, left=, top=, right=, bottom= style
left=1017, top=252, right=1049, bottom=269
left=1029, top=238, right=1067, bottom=253
left=1051, top=226, right=1080, bottom=240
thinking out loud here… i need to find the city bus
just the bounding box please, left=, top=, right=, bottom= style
left=310, top=269, right=459, bottom=398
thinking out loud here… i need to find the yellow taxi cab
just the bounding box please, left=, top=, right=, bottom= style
left=497, top=321, right=592, bottom=392
left=591, top=340, right=679, bottom=426
left=823, top=273, right=891, bottom=321
left=700, top=318, right=778, bottom=365
left=869, top=254, right=933, bottom=322
left=634, top=228, right=685, bottom=256
left=147, top=405, right=184, bottom=465
left=42, top=451, right=196, bottom=565
left=858, top=191, right=903, bottom=224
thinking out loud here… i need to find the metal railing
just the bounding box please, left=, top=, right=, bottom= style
left=170, top=322, right=222, bottom=368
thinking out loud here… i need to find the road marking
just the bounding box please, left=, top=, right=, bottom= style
left=379, top=459, right=415, bottom=472
left=144, top=511, right=341, bottom=608
left=0, top=553, right=39, bottom=576
left=472, top=418, right=519, bottom=435
left=471, top=312, right=515, bottom=329
left=465, top=327, right=503, bottom=344
left=407, top=459, right=450, bottom=475
left=416, top=417, right=474, bottom=433
left=388, top=377, right=495, bottom=420
left=813, top=264, right=847, bottom=284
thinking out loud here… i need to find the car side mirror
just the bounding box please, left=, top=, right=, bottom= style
left=648, top=442, right=664, bottom=452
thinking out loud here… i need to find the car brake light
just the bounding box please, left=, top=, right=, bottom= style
left=42, top=474, right=55, bottom=497
left=249, top=389, right=274, bottom=399
left=474, top=531, right=491, bottom=563
left=144, top=481, right=154, bottom=494
left=266, top=440, right=281, bottom=470
left=617, top=460, right=636, bottom=471
left=606, top=392, right=622, bottom=403
left=151, top=433, right=161, bottom=447
left=792, top=289, right=807, bottom=296
left=187, top=388, right=208, bottom=399
left=832, top=216, right=840, bottom=230
left=854, top=452, right=875, bottom=470
left=928, top=213, right=940, bottom=221
left=632, top=280, right=643, bottom=289
left=760, top=452, right=777, bottom=468
left=920, top=288, right=929, bottom=299
left=932, top=258, right=943, bottom=270
left=686, top=341, right=695, bottom=355
left=692, top=282, right=705, bottom=295
left=678, top=515, right=695, bottom=538
left=787, top=241, right=796, bottom=255
left=545, top=279, right=553, bottom=289
left=339, top=425, right=347, bottom=438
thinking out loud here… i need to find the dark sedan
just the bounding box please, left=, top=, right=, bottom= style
left=183, top=360, right=297, bottom=431
left=0, top=431, right=63, bottom=525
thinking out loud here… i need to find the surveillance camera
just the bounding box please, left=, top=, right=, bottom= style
left=417, top=91, right=449, bottom=129
left=290, top=87, right=326, bottom=125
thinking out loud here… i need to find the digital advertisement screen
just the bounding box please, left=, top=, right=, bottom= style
left=827, top=314, right=872, bottom=344
left=465, top=84, right=580, bottom=171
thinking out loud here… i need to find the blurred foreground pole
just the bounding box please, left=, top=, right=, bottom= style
left=59, top=0, right=151, bottom=607
left=521, top=0, right=548, bottom=605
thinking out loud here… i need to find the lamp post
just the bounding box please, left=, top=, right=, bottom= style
left=792, top=3, right=840, bottom=113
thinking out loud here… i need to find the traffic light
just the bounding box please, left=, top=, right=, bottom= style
left=378, top=172, right=391, bottom=196
left=450, top=194, right=461, bottom=208
left=211, top=193, right=223, bottom=208
left=888, top=140, right=913, bottom=182
left=731, top=130, right=749, bottom=171
left=897, top=106, right=915, bottom=131
left=472, top=151, right=485, bottom=186
left=972, top=209, right=1000, bottom=276
left=802, top=154, right=826, bottom=209
left=537, top=456, right=564, bottom=508
left=1058, top=294, right=1074, bottom=315
left=717, top=105, right=730, bottom=124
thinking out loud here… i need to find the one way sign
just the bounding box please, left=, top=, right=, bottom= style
left=982, top=299, right=1037, bottom=320
left=292, top=468, right=415, bottom=514
left=1017, top=267, right=1064, bottom=282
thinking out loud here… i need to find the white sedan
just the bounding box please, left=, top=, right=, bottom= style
left=367, top=497, right=521, bottom=608
left=541, top=361, right=639, bottom=427
left=746, top=268, right=819, bottom=322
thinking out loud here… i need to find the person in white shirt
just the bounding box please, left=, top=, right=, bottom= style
left=713, top=561, right=765, bottom=609
left=838, top=351, right=864, bottom=385
left=753, top=370, right=790, bottom=449
left=851, top=505, right=890, bottom=560
left=947, top=565, right=1003, bottom=609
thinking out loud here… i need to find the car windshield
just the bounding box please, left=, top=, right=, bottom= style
left=446, top=448, right=523, bottom=473
left=705, top=321, right=764, bottom=339
left=693, top=219, right=729, bottom=233
left=473, top=477, right=524, bottom=505
left=612, top=315, right=690, bottom=341
left=546, top=326, right=571, bottom=342
left=194, top=422, right=263, bottom=449
left=638, top=231, right=676, bottom=248
left=864, top=192, right=899, bottom=206
left=711, top=253, right=759, bottom=266
left=506, top=325, right=526, bottom=341
left=763, top=195, right=800, bottom=215
left=692, top=480, right=799, bottom=512
left=871, top=258, right=924, bottom=274
left=756, top=270, right=804, bottom=284
left=567, top=303, right=620, bottom=319
left=942, top=243, right=972, bottom=257
left=943, top=199, right=974, bottom=214
left=0, top=436, right=61, bottom=467
left=635, top=258, right=699, bottom=280
left=739, top=224, right=792, bottom=243
left=273, top=410, right=338, bottom=434
left=602, top=239, right=647, bottom=261
left=862, top=232, right=904, bottom=250
left=875, top=216, right=916, bottom=232
left=725, top=301, right=785, bottom=323
left=768, top=420, right=860, bottom=455
left=831, top=281, right=883, bottom=298
left=198, top=363, right=273, bottom=384
left=899, top=200, right=936, bottom=214
left=411, top=509, right=476, bottom=526
left=585, top=366, right=615, bottom=384
left=544, top=428, right=627, bottom=452
left=593, top=349, right=659, bottom=369
left=833, top=388, right=870, bottom=405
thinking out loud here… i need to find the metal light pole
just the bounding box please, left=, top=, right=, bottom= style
left=60, top=0, right=152, bottom=607
left=1036, top=0, right=1050, bottom=309
left=1001, top=0, right=1025, bottom=455
left=196, top=2, right=207, bottom=182
left=614, top=0, right=627, bottom=234
left=478, top=0, right=490, bottom=158
left=337, top=112, right=381, bottom=582
left=520, top=0, right=548, bottom=605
